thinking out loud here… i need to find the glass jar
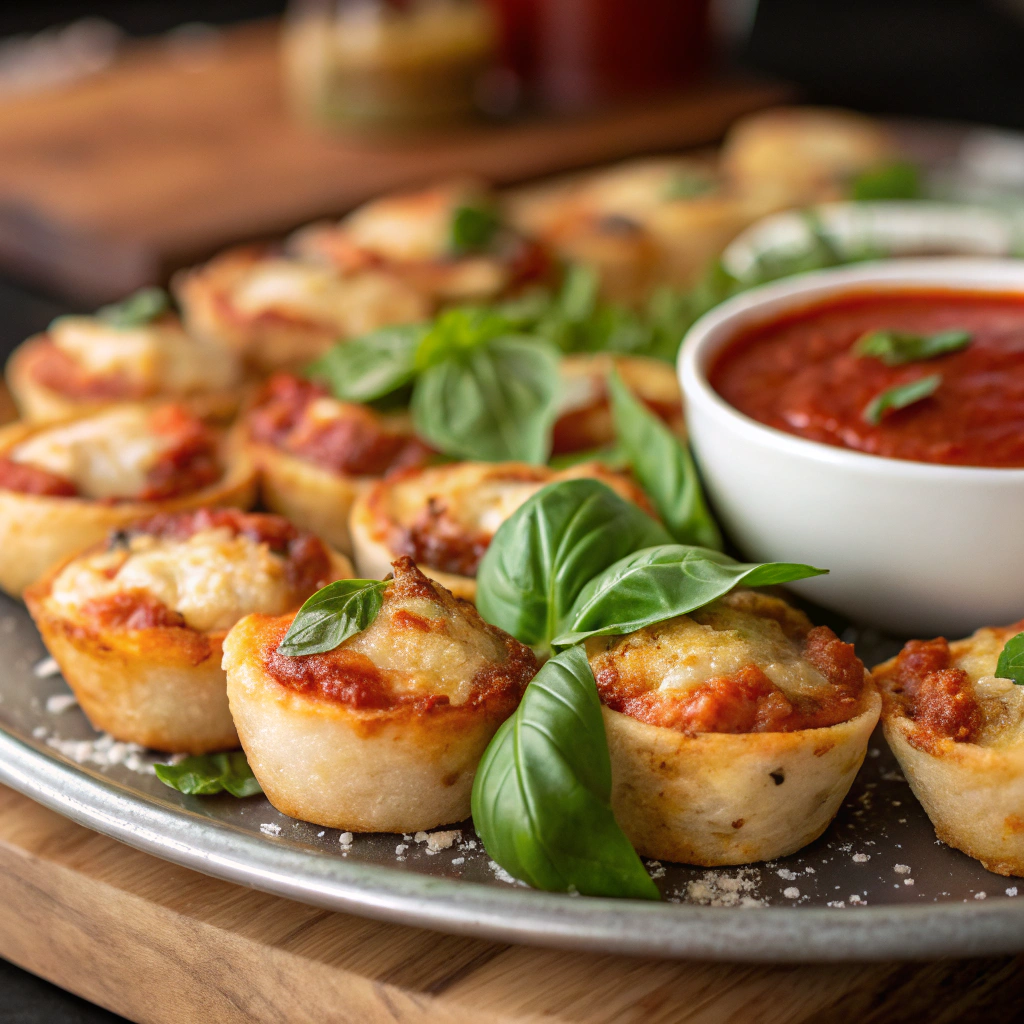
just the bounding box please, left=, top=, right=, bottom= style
left=284, top=0, right=497, bottom=131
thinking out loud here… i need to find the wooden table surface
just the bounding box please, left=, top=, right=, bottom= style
left=0, top=783, right=1020, bottom=1024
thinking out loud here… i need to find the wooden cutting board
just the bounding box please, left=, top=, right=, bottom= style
left=0, top=21, right=788, bottom=305
left=0, top=783, right=1020, bottom=1024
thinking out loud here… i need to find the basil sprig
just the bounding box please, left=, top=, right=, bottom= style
left=450, top=203, right=502, bottom=254
left=155, top=751, right=262, bottom=797
left=996, top=632, right=1024, bottom=686
left=850, top=161, right=921, bottom=202
left=475, top=478, right=670, bottom=652
left=552, top=544, right=827, bottom=647
left=308, top=308, right=563, bottom=464
left=863, top=374, right=941, bottom=426
left=95, top=286, right=170, bottom=328
left=471, top=644, right=659, bottom=900
left=278, top=579, right=388, bottom=657
left=853, top=329, right=970, bottom=366
left=608, top=369, right=722, bottom=551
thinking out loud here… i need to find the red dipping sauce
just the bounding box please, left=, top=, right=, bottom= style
left=709, top=290, right=1024, bottom=468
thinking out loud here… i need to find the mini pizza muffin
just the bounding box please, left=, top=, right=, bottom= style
left=174, top=245, right=430, bottom=372
left=505, top=156, right=776, bottom=301
left=873, top=622, right=1024, bottom=876
left=243, top=373, right=433, bottom=554
left=223, top=555, right=538, bottom=831
left=26, top=509, right=351, bottom=753
left=349, top=461, right=655, bottom=601
left=554, top=353, right=683, bottom=455
left=6, top=310, right=244, bottom=424
left=721, top=106, right=896, bottom=206
left=290, top=177, right=551, bottom=305
left=0, top=403, right=256, bottom=597
left=587, top=589, right=880, bottom=866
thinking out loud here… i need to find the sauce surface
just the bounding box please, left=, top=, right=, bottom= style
left=709, top=290, right=1024, bottom=467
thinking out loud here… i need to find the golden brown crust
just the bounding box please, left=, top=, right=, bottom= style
left=0, top=415, right=257, bottom=597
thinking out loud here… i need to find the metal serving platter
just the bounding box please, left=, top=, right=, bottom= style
left=2, top=593, right=1024, bottom=962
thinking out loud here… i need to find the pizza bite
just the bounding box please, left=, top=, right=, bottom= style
left=349, top=461, right=655, bottom=601
left=243, top=373, right=433, bottom=555
left=289, top=177, right=551, bottom=305
left=222, top=555, right=537, bottom=831
left=0, top=403, right=256, bottom=596
left=873, top=622, right=1024, bottom=876
left=26, top=510, right=351, bottom=753
left=587, top=589, right=880, bottom=865
left=6, top=310, right=243, bottom=424
left=174, top=245, right=430, bottom=373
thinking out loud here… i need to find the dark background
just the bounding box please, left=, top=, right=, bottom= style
left=2, top=1, right=1024, bottom=1020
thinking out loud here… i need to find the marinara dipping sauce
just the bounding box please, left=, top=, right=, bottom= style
left=709, top=290, right=1024, bottom=467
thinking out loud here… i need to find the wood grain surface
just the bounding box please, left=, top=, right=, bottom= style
left=0, top=784, right=1020, bottom=1023
left=0, top=22, right=788, bottom=303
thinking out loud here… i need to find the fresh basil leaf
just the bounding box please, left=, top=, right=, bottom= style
left=553, top=544, right=828, bottom=646
left=414, top=306, right=513, bottom=370
left=850, top=161, right=921, bottom=202
left=278, top=578, right=388, bottom=657
left=863, top=374, right=941, bottom=426
left=852, top=329, right=970, bottom=366
left=450, top=204, right=502, bottom=253
left=996, top=632, right=1024, bottom=686
left=476, top=478, right=670, bottom=650
left=558, top=263, right=601, bottom=323
left=155, top=752, right=262, bottom=798
left=307, top=324, right=423, bottom=402
left=96, top=286, right=170, bottom=328
left=471, top=644, right=659, bottom=900
left=608, top=369, right=722, bottom=551
left=548, top=442, right=629, bottom=471
left=411, top=335, right=561, bottom=463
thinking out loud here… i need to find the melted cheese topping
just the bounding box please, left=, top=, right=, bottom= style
left=586, top=594, right=831, bottom=701
left=51, top=317, right=239, bottom=393
left=10, top=406, right=170, bottom=500
left=946, top=627, right=1024, bottom=747
left=49, top=527, right=298, bottom=633
left=230, top=260, right=427, bottom=334
left=344, top=585, right=506, bottom=706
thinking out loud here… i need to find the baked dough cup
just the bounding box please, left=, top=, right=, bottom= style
left=174, top=245, right=429, bottom=373
left=349, top=460, right=655, bottom=602
left=587, top=589, right=880, bottom=865
left=222, top=556, right=537, bottom=831
left=6, top=332, right=248, bottom=425
left=874, top=623, right=1024, bottom=876
left=24, top=511, right=352, bottom=753
left=0, top=412, right=257, bottom=597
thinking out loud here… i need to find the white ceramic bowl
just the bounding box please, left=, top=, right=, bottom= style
left=679, top=258, right=1024, bottom=637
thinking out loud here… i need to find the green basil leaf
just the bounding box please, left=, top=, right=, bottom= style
left=476, top=478, right=671, bottom=650
left=306, top=324, right=423, bottom=402
left=411, top=336, right=561, bottom=463
left=548, top=442, right=629, bottom=471
left=608, top=369, right=722, bottom=551
left=853, top=329, right=970, bottom=366
left=850, top=160, right=921, bottom=202
left=414, top=306, right=513, bottom=370
left=558, top=263, right=601, bottom=323
left=553, top=544, right=828, bottom=646
left=996, top=632, right=1024, bottom=686
left=450, top=204, right=502, bottom=253
left=96, top=287, right=170, bottom=328
left=471, top=644, right=659, bottom=900
left=863, top=374, right=941, bottom=426
left=278, top=578, right=388, bottom=657
left=155, top=751, right=262, bottom=798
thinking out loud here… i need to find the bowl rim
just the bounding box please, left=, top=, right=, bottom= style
left=678, top=257, right=1024, bottom=482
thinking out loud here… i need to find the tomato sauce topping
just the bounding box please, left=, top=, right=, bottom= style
left=25, top=337, right=144, bottom=400
left=248, top=374, right=432, bottom=477
left=878, top=637, right=982, bottom=744
left=139, top=405, right=222, bottom=501
left=710, top=290, right=1024, bottom=467
left=0, top=458, right=77, bottom=496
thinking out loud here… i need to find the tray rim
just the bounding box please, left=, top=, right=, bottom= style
left=1, top=725, right=1023, bottom=963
